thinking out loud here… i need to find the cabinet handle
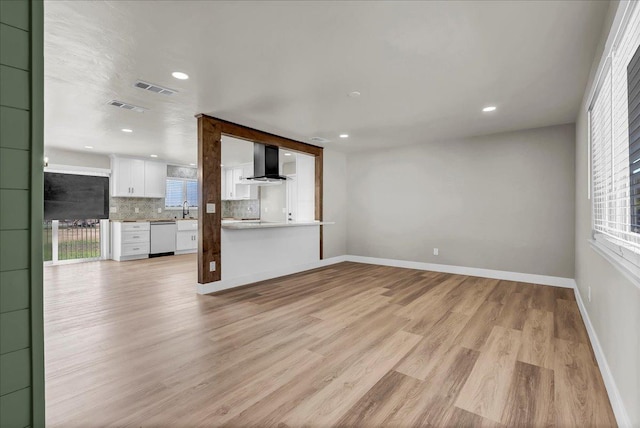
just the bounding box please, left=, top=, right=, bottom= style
left=133, top=247, right=139, bottom=251
left=133, top=235, right=139, bottom=239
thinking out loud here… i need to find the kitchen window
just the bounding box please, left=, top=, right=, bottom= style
left=165, top=178, right=198, bottom=208
left=590, top=1, right=640, bottom=276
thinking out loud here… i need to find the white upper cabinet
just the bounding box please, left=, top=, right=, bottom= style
left=144, top=161, right=166, bottom=198
left=110, top=156, right=167, bottom=198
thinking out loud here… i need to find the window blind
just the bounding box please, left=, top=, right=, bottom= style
left=591, top=2, right=640, bottom=269
left=165, top=178, right=198, bottom=208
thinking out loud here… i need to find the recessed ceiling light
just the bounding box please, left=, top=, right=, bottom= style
left=150, top=154, right=158, bottom=158
left=121, top=128, right=133, bottom=133
left=339, top=134, right=349, bottom=138
left=482, top=106, right=497, bottom=112
left=348, top=91, right=361, bottom=98
left=189, top=163, right=196, bottom=166
left=172, top=71, right=189, bottom=80
left=284, top=153, right=292, bottom=156
left=84, top=145, right=93, bottom=149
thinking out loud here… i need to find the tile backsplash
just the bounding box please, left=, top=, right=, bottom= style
left=222, top=199, right=260, bottom=219
left=109, top=165, right=199, bottom=220
left=108, top=196, right=194, bottom=220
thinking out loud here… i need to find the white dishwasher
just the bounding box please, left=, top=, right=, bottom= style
left=150, top=221, right=177, bottom=256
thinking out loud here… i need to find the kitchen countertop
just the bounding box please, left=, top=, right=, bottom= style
left=221, top=220, right=331, bottom=230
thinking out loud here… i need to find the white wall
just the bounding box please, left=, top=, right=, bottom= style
left=347, top=124, right=576, bottom=278
left=44, top=147, right=110, bottom=169
left=323, top=149, right=347, bottom=258
left=574, top=2, right=639, bottom=425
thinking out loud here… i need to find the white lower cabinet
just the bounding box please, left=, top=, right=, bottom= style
left=111, top=222, right=150, bottom=261
left=176, top=220, right=198, bottom=254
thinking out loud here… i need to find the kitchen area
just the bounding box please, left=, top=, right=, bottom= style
left=46, top=134, right=323, bottom=273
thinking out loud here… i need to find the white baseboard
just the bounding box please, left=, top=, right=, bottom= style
left=345, top=255, right=576, bottom=288
left=574, top=285, right=631, bottom=427
left=196, top=255, right=348, bottom=294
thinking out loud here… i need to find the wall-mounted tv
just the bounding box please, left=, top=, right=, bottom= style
left=44, top=173, right=109, bottom=220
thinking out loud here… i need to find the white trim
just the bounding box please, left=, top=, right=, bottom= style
left=586, top=1, right=633, bottom=110
left=574, top=285, right=632, bottom=427
left=196, top=256, right=348, bottom=294
left=590, top=239, right=640, bottom=290
left=45, top=164, right=110, bottom=176
left=345, top=255, right=576, bottom=288
left=197, top=254, right=575, bottom=294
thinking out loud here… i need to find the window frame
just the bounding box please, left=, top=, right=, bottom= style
left=588, top=0, right=640, bottom=287
left=165, top=177, right=198, bottom=210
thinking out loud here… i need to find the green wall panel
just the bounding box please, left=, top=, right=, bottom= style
left=0, top=148, right=30, bottom=189
left=0, top=309, right=29, bottom=354
left=0, top=65, right=29, bottom=110
left=0, top=0, right=29, bottom=30
left=0, top=24, right=29, bottom=70
left=0, top=107, right=30, bottom=150
left=0, top=387, right=31, bottom=428
left=0, top=189, right=29, bottom=230
left=0, top=230, right=29, bottom=271
left=1, top=0, right=43, bottom=426
left=0, top=348, right=30, bottom=395
left=0, top=270, right=29, bottom=313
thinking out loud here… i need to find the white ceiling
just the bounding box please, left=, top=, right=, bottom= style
left=44, top=0, right=608, bottom=165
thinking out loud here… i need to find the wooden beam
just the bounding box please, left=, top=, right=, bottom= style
left=197, top=115, right=323, bottom=157
left=197, top=116, right=222, bottom=283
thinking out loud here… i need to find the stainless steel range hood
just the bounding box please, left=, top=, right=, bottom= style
left=245, top=144, right=288, bottom=181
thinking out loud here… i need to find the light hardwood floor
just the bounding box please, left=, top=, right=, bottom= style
left=45, top=255, right=616, bottom=427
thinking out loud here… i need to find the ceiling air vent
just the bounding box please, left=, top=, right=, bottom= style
left=107, top=100, right=148, bottom=113
left=310, top=137, right=330, bottom=144
left=133, top=80, right=178, bottom=96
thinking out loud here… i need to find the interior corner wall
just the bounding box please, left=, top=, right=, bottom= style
left=574, top=1, right=640, bottom=425
left=346, top=123, right=576, bottom=278
left=322, top=149, right=347, bottom=258
left=0, top=0, right=45, bottom=426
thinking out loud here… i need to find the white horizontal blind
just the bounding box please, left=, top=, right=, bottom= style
left=165, top=179, right=184, bottom=207
left=165, top=179, right=199, bottom=208
left=591, top=1, right=640, bottom=267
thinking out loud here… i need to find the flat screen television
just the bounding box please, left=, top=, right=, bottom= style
left=44, top=172, right=109, bottom=220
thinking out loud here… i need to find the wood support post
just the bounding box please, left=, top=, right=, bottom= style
left=197, top=115, right=222, bottom=283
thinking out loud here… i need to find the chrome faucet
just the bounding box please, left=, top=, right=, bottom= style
left=182, top=201, right=190, bottom=219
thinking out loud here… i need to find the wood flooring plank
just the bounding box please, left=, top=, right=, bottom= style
left=495, top=292, right=530, bottom=330
left=455, top=326, right=522, bottom=423
left=279, top=330, right=422, bottom=427
left=517, top=308, right=554, bottom=369
left=455, top=301, right=503, bottom=351
left=501, top=361, right=554, bottom=427
left=554, top=298, right=590, bottom=345
left=396, top=310, right=470, bottom=380
left=554, top=338, right=617, bottom=427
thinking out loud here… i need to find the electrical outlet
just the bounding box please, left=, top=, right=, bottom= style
left=588, top=286, right=591, bottom=302
left=109, top=206, right=117, bottom=213
left=157, top=208, right=162, bottom=214
left=209, top=261, right=216, bottom=272
left=282, top=207, right=286, bottom=213
left=135, top=207, right=139, bottom=213
left=206, top=203, right=215, bottom=213
left=433, top=248, right=439, bottom=256
left=265, top=207, right=269, bottom=213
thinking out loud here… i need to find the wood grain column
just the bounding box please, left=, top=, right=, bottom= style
left=197, top=115, right=222, bottom=283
